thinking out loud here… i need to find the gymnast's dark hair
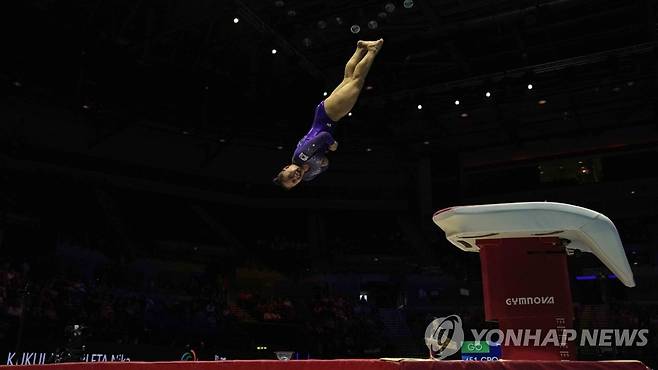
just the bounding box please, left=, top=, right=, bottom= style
left=272, top=172, right=290, bottom=190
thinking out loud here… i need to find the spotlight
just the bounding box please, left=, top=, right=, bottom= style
left=302, top=37, right=312, bottom=48
left=403, top=0, right=414, bottom=8
left=367, top=20, right=378, bottom=29
left=317, top=20, right=327, bottom=29
left=276, top=145, right=283, bottom=150
left=12, top=81, right=22, bottom=87
left=82, top=104, right=90, bottom=110
left=454, top=100, right=460, bottom=105
left=219, top=138, right=226, bottom=143
left=527, top=83, right=533, bottom=90
left=233, top=17, right=239, bottom=24
left=423, top=141, right=430, bottom=145
left=365, top=85, right=373, bottom=90
left=366, top=148, right=372, bottom=152
left=348, top=112, right=352, bottom=116
left=538, top=99, right=547, bottom=105
left=323, top=91, right=328, bottom=96
left=334, top=16, right=344, bottom=25
left=350, top=24, right=361, bottom=34
left=460, top=112, right=469, bottom=118
left=485, top=91, right=491, bottom=98
left=417, top=104, right=423, bottom=110
left=274, top=0, right=285, bottom=7
left=377, top=12, right=388, bottom=20
left=384, top=3, right=396, bottom=13
left=286, top=9, right=296, bottom=16
left=271, top=49, right=277, bottom=54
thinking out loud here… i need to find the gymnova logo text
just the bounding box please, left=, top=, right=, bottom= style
left=505, top=296, right=555, bottom=305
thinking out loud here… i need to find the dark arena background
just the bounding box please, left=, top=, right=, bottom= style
left=1, top=0, right=657, bottom=369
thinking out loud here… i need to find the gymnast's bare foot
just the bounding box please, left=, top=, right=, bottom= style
left=358, top=39, right=384, bottom=53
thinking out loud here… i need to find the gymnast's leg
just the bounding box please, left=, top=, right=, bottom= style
left=324, top=39, right=383, bottom=122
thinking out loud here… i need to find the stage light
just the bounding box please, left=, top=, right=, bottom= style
left=377, top=12, right=388, bottom=20
left=485, top=91, right=491, bottom=98
left=302, top=37, right=312, bottom=48
left=423, top=141, right=430, bottom=145
left=317, top=20, right=327, bottom=29
left=454, top=100, right=460, bottom=105
left=366, top=148, right=372, bottom=152
left=335, top=16, right=344, bottom=25
left=627, top=81, right=635, bottom=87
left=287, top=9, right=296, bottom=16
left=276, top=145, right=283, bottom=150
left=527, top=83, right=533, bottom=90
left=12, top=81, right=22, bottom=87
left=366, top=85, right=373, bottom=90
left=323, top=91, right=328, bottom=96
left=233, top=17, right=239, bottom=24
left=460, top=112, right=469, bottom=118
left=82, top=104, right=90, bottom=110
left=417, top=104, right=423, bottom=110
left=182, top=130, right=190, bottom=135
left=403, top=0, right=414, bottom=8
left=271, top=49, right=277, bottom=54
left=219, top=138, right=226, bottom=143
left=348, top=112, right=352, bottom=116
left=367, top=20, right=378, bottom=29
left=384, top=3, right=396, bottom=12
left=350, top=25, right=361, bottom=34
left=538, top=99, right=547, bottom=105
left=274, top=0, right=285, bottom=7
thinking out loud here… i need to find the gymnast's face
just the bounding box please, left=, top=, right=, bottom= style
left=279, top=164, right=304, bottom=189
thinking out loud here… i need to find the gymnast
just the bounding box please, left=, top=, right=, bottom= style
left=273, top=39, right=384, bottom=189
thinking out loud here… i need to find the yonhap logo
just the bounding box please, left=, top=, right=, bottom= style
left=505, top=296, right=555, bottom=306
left=424, top=315, right=464, bottom=360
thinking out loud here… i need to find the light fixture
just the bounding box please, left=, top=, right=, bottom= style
left=274, top=0, right=285, bottom=7
left=527, top=83, right=533, bottom=90
left=323, top=91, right=328, bottom=96
left=403, top=0, right=414, bottom=8
left=317, top=20, right=327, bottom=29
left=460, top=112, right=469, bottom=118
left=384, top=3, right=396, bottom=12
left=423, top=141, right=430, bottom=145
left=271, top=49, right=277, bottom=54
left=417, top=104, right=423, bottom=110
left=366, top=148, right=372, bottom=152
left=348, top=112, right=352, bottom=116
left=538, top=99, right=547, bottom=105
left=367, top=20, right=378, bottom=29
left=485, top=91, right=491, bottom=98
left=287, top=9, right=296, bottom=16
left=377, top=12, right=388, bottom=19
left=454, top=100, right=460, bottom=105
left=233, top=17, right=239, bottom=24
left=350, top=24, right=361, bottom=34
left=334, top=16, right=343, bottom=25
left=302, top=37, right=312, bottom=48
left=276, top=145, right=283, bottom=150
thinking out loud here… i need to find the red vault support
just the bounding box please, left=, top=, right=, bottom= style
left=477, top=237, right=575, bottom=360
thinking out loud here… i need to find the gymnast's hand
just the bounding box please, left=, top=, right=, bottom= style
left=329, top=141, right=338, bottom=151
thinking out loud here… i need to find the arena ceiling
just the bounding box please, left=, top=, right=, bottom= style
left=1, top=0, right=657, bottom=191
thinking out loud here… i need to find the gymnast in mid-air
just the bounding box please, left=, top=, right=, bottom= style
left=273, top=38, right=384, bottom=189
